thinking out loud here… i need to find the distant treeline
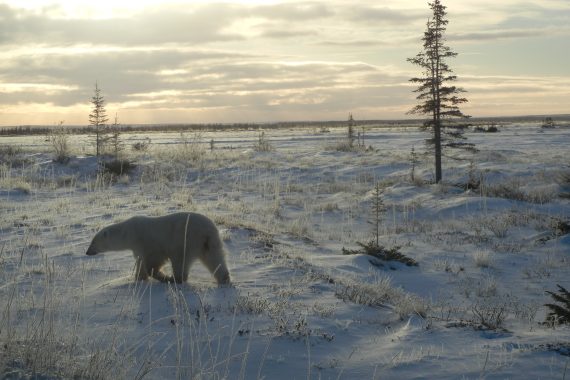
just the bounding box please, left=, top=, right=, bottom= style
left=0, top=120, right=419, bottom=136
left=0, top=124, right=256, bottom=136
left=2, top=115, right=568, bottom=136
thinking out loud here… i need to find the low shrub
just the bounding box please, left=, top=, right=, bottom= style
left=0, top=145, right=26, bottom=166
left=0, top=145, right=21, bottom=158
left=474, top=251, right=493, bottom=268
left=49, top=126, right=71, bottom=163
left=100, top=159, right=136, bottom=176
left=552, top=219, right=570, bottom=236
left=132, top=138, right=151, bottom=152
left=254, top=131, right=273, bottom=152
left=334, top=275, right=395, bottom=307
left=472, top=302, right=507, bottom=330
left=558, top=171, right=570, bottom=198
left=485, top=180, right=557, bottom=204
left=474, top=125, right=499, bottom=133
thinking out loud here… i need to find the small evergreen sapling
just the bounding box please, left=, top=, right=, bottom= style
left=542, top=117, right=555, bottom=129
left=545, top=284, right=570, bottom=326
left=342, top=182, right=418, bottom=266
left=100, top=112, right=135, bottom=178
left=410, top=146, right=420, bottom=183
left=357, top=129, right=365, bottom=148
left=370, top=182, right=385, bottom=247
left=109, top=113, right=123, bottom=159
left=465, top=160, right=480, bottom=190
left=254, top=131, right=272, bottom=152
left=89, top=82, right=109, bottom=157
left=342, top=242, right=418, bottom=267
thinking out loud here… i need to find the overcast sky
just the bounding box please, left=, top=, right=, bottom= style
left=0, top=0, right=568, bottom=125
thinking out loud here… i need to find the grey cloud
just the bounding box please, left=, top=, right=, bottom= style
left=347, top=6, right=425, bottom=25
left=0, top=46, right=406, bottom=116
left=318, top=34, right=419, bottom=47
left=259, top=28, right=318, bottom=39
left=450, top=28, right=567, bottom=42
left=0, top=48, right=260, bottom=106
left=470, top=85, right=552, bottom=93
left=121, top=82, right=410, bottom=117
left=0, top=2, right=451, bottom=52
left=0, top=2, right=336, bottom=46
left=238, top=18, right=320, bottom=39
left=0, top=5, right=245, bottom=46
left=126, top=62, right=408, bottom=114
left=319, top=39, right=380, bottom=47
left=253, top=2, right=333, bottom=20
left=485, top=2, right=570, bottom=19
left=183, top=61, right=380, bottom=87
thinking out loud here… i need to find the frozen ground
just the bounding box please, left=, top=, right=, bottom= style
left=0, top=124, right=569, bottom=379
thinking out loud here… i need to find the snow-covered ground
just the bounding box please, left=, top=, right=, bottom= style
left=1, top=124, right=569, bottom=379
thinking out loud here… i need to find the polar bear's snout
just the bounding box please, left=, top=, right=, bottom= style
left=86, top=242, right=98, bottom=256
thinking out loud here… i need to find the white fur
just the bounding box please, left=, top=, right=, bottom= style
left=86, top=212, right=231, bottom=285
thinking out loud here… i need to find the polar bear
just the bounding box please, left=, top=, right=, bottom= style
left=86, top=212, right=231, bottom=285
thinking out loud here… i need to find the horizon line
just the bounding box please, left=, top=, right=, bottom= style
left=2, top=113, right=569, bottom=129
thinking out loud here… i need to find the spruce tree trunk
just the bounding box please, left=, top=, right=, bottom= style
left=434, top=32, right=442, bottom=183
left=434, top=75, right=442, bottom=183
left=434, top=120, right=442, bottom=183
left=96, top=128, right=100, bottom=157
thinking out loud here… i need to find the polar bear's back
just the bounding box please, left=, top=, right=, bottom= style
left=126, top=212, right=220, bottom=255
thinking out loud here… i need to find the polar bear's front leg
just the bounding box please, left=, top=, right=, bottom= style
left=199, top=245, right=231, bottom=285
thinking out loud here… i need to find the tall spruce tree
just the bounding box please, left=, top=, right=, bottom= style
left=370, top=182, right=385, bottom=247
left=109, top=112, right=123, bottom=159
left=408, top=0, right=470, bottom=183
left=89, top=82, right=109, bottom=157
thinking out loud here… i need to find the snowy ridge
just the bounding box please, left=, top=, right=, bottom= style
left=0, top=124, right=569, bottom=379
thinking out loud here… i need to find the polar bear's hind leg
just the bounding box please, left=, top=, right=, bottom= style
left=150, top=267, right=174, bottom=283
left=171, top=254, right=194, bottom=284
left=134, top=255, right=173, bottom=282
left=134, top=258, right=149, bottom=281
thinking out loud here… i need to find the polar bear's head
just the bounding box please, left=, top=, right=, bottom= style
left=86, top=226, right=117, bottom=255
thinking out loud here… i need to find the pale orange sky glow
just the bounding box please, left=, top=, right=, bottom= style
left=0, top=0, right=569, bottom=125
